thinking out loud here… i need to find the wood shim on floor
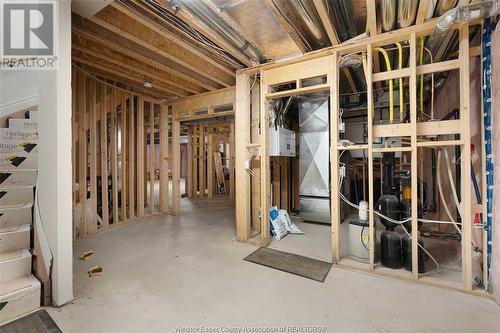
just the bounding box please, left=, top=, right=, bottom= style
left=244, top=247, right=332, bottom=282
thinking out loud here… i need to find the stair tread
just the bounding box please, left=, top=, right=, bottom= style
left=0, top=249, right=29, bottom=262
left=0, top=275, right=39, bottom=299
left=0, top=224, right=30, bottom=235
left=0, top=202, right=33, bottom=210
left=0, top=184, right=34, bottom=190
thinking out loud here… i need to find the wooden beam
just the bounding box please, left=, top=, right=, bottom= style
left=72, top=41, right=195, bottom=96
left=261, top=0, right=309, bottom=53
left=235, top=73, right=251, bottom=241
left=148, top=0, right=252, bottom=67
left=416, top=0, right=430, bottom=24
left=72, top=53, right=185, bottom=97
left=90, top=6, right=235, bottom=87
left=72, top=25, right=217, bottom=91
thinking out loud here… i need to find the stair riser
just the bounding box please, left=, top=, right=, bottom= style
left=8, top=119, right=38, bottom=130
left=0, top=278, right=40, bottom=324
left=0, top=254, right=31, bottom=283
left=0, top=129, right=38, bottom=141
left=0, top=155, right=37, bottom=170
left=0, top=206, right=32, bottom=229
left=0, top=187, right=33, bottom=207
left=0, top=227, right=30, bottom=253
left=0, top=171, right=37, bottom=186
left=0, top=140, right=38, bottom=155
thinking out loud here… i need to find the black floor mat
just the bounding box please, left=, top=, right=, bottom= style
left=0, top=309, right=62, bottom=333
left=244, top=247, right=332, bottom=282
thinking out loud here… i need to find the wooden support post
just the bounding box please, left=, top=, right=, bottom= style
left=89, top=79, right=98, bottom=234
left=459, top=23, right=472, bottom=290
left=193, top=125, right=199, bottom=197
left=128, top=95, right=135, bottom=218
left=172, top=118, right=181, bottom=215
left=187, top=127, right=193, bottom=198
left=121, top=95, right=127, bottom=222
left=207, top=133, right=214, bottom=199
left=367, top=45, right=375, bottom=270
left=260, top=70, right=271, bottom=246
left=273, top=159, right=280, bottom=206
left=136, top=97, right=145, bottom=218
left=160, top=104, right=169, bottom=213
left=280, top=157, right=288, bottom=211
left=229, top=122, right=235, bottom=200
left=409, top=33, right=419, bottom=279
left=330, top=52, right=340, bottom=263
left=200, top=124, right=205, bottom=198
left=149, top=103, right=155, bottom=214
left=111, top=88, right=119, bottom=224
left=100, top=83, right=109, bottom=228
left=78, top=72, right=87, bottom=237
left=235, top=73, right=251, bottom=241
left=251, top=82, right=261, bottom=231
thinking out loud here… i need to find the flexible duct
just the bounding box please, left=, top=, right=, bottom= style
left=380, top=0, right=397, bottom=32
left=289, top=0, right=325, bottom=44
left=436, top=0, right=459, bottom=16
left=427, top=0, right=500, bottom=56
left=398, top=0, right=419, bottom=28
left=326, top=0, right=357, bottom=41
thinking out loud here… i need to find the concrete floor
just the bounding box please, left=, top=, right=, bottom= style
left=47, top=198, right=500, bottom=333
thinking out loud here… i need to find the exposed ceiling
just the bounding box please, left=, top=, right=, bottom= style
left=71, top=0, right=465, bottom=101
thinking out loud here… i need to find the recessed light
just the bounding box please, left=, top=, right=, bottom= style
left=144, top=80, right=153, bottom=88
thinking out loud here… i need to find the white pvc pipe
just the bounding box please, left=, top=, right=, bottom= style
left=437, top=150, right=462, bottom=234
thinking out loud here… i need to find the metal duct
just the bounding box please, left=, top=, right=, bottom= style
left=172, top=0, right=267, bottom=63
left=326, top=0, right=357, bottom=41
left=289, top=0, right=324, bottom=43
left=398, top=0, right=419, bottom=28
left=427, top=0, right=500, bottom=56
left=380, top=0, right=397, bottom=32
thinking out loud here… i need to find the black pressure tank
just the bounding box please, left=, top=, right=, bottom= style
left=379, top=194, right=400, bottom=231
left=402, top=234, right=426, bottom=273
left=380, top=231, right=402, bottom=269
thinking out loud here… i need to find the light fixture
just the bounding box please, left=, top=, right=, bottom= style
left=143, top=80, right=153, bottom=88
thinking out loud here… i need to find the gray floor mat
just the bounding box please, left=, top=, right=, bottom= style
left=0, top=309, right=62, bottom=333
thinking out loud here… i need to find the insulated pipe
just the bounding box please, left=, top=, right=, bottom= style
left=427, top=0, right=500, bottom=56
left=373, top=47, right=394, bottom=122
left=395, top=42, right=404, bottom=122
left=398, top=0, right=419, bottom=28
left=380, top=0, right=397, bottom=32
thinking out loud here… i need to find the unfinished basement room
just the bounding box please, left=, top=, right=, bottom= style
left=3, top=0, right=500, bottom=332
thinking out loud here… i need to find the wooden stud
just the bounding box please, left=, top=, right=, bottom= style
left=100, top=82, right=109, bottom=228
left=193, top=125, right=199, bottom=198
left=78, top=72, right=87, bottom=237
left=235, top=73, right=252, bottom=241
left=111, top=87, right=119, bottom=224
left=136, top=97, right=145, bottom=218
left=280, top=158, right=288, bottom=211
left=128, top=95, right=135, bottom=218
left=229, top=122, right=235, bottom=200
left=260, top=70, right=271, bottom=246
left=172, top=118, right=181, bottom=215
left=207, top=133, right=214, bottom=200
left=250, top=81, right=261, bottom=231
left=89, top=79, right=98, bottom=234
left=187, top=127, right=193, bottom=198
left=121, top=95, right=127, bottom=222
left=330, top=51, right=340, bottom=263
left=149, top=104, right=155, bottom=214
left=459, top=23, right=472, bottom=291
left=160, top=104, right=169, bottom=213
left=200, top=124, right=205, bottom=198
left=366, top=44, right=375, bottom=270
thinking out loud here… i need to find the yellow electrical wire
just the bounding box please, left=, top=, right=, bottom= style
left=373, top=47, right=394, bottom=122
left=395, top=42, right=404, bottom=122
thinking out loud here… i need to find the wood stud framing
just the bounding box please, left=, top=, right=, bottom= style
left=235, top=21, right=480, bottom=293
left=72, top=68, right=171, bottom=240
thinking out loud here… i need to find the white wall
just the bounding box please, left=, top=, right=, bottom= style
left=37, top=0, right=73, bottom=306
left=0, top=71, right=39, bottom=117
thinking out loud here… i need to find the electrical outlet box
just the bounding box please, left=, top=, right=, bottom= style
left=269, top=127, right=296, bottom=157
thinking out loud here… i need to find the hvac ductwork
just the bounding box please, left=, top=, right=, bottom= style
left=427, top=0, right=500, bottom=56
left=380, top=0, right=397, bottom=32
left=168, top=0, right=267, bottom=63
left=398, top=0, right=419, bottom=28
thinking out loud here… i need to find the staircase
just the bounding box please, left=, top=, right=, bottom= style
left=0, top=109, right=41, bottom=324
